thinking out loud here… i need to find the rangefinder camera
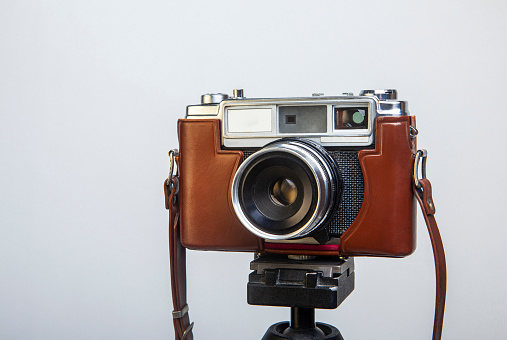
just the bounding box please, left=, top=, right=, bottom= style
left=176, top=89, right=418, bottom=257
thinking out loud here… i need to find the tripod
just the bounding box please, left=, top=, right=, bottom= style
left=248, top=253, right=355, bottom=340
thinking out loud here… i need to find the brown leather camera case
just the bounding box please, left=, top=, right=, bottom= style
left=178, top=119, right=261, bottom=251
left=339, top=116, right=417, bottom=257
left=177, top=116, right=416, bottom=257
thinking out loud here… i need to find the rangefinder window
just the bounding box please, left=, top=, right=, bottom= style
left=335, top=107, right=368, bottom=130
left=278, top=105, right=327, bottom=134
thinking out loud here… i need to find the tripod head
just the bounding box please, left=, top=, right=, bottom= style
left=247, top=254, right=354, bottom=339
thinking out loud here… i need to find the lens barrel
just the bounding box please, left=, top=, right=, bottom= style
left=231, top=139, right=342, bottom=240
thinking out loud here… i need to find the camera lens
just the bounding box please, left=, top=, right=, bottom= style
left=231, top=139, right=342, bottom=240
left=271, top=178, right=297, bottom=206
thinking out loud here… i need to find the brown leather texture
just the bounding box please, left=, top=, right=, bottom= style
left=165, top=177, right=193, bottom=340
left=340, top=116, right=417, bottom=257
left=178, top=117, right=416, bottom=256
left=178, top=119, right=262, bottom=251
left=414, top=178, right=446, bottom=340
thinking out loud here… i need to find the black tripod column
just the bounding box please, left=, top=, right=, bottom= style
left=280, top=307, right=328, bottom=339
left=260, top=307, right=343, bottom=340
left=291, top=307, right=315, bottom=330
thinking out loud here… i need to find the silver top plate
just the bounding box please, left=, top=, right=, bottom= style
left=186, top=90, right=408, bottom=147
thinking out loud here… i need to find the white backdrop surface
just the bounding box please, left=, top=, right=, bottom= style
left=1, top=1, right=506, bottom=339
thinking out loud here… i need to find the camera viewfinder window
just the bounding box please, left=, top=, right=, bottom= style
left=228, top=108, right=273, bottom=133
left=286, top=115, right=297, bottom=124
left=279, top=106, right=327, bottom=133
left=335, top=108, right=368, bottom=129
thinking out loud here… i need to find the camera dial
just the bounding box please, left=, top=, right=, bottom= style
left=201, top=93, right=228, bottom=104
left=360, top=89, right=397, bottom=100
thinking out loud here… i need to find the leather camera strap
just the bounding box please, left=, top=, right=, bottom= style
left=165, top=176, right=445, bottom=340
left=165, top=176, right=194, bottom=340
left=413, top=178, right=447, bottom=340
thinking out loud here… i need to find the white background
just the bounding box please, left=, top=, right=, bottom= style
left=1, top=1, right=506, bottom=339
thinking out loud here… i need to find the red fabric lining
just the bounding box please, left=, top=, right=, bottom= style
left=264, top=243, right=340, bottom=251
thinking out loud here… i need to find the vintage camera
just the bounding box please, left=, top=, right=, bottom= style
left=176, top=89, right=417, bottom=257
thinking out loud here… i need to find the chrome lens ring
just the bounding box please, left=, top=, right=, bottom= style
left=231, top=139, right=339, bottom=240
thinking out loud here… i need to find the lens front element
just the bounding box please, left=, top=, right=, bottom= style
left=231, top=139, right=342, bottom=240
left=271, top=178, right=297, bottom=206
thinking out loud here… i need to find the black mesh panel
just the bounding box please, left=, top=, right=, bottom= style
left=327, top=151, right=364, bottom=236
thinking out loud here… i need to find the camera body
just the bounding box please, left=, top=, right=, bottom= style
left=177, top=89, right=417, bottom=257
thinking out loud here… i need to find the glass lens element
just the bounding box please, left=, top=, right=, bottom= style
left=335, top=107, right=368, bottom=129
left=271, top=178, right=297, bottom=206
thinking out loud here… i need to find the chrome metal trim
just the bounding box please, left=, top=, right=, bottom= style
left=250, top=256, right=354, bottom=278
left=166, top=149, right=179, bottom=189
left=410, top=126, right=418, bottom=138
left=233, top=89, right=244, bottom=98
left=186, top=90, right=409, bottom=147
left=201, top=93, right=228, bottom=104
left=287, top=255, right=317, bottom=261
left=172, top=304, right=189, bottom=319
left=221, top=97, right=376, bottom=138
left=360, top=89, right=397, bottom=100
left=414, top=149, right=428, bottom=189
left=181, top=322, right=194, bottom=340
left=186, top=104, right=219, bottom=116
left=231, top=140, right=335, bottom=240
